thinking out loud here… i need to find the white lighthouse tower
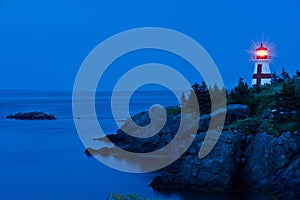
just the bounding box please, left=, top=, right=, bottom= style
left=252, top=43, right=272, bottom=86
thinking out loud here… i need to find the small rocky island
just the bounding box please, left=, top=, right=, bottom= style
left=6, top=111, right=56, bottom=120
left=107, top=193, right=158, bottom=200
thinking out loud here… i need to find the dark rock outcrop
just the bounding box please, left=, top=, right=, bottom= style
left=138, top=104, right=300, bottom=197
left=107, top=193, right=158, bottom=200
left=87, top=103, right=300, bottom=197
left=242, top=131, right=300, bottom=197
left=198, top=104, right=250, bottom=132
left=242, top=131, right=300, bottom=184
left=150, top=131, right=245, bottom=192
left=88, top=104, right=250, bottom=155
left=90, top=106, right=181, bottom=154
left=6, top=112, right=56, bottom=120
left=257, top=153, right=300, bottom=198
left=151, top=130, right=300, bottom=197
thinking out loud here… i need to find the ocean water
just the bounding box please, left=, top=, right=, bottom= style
left=0, top=90, right=183, bottom=200
left=0, top=90, right=269, bottom=200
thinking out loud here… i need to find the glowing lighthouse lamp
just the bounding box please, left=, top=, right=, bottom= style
left=252, top=43, right=272, bottom=86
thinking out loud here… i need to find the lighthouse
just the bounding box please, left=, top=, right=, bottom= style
left=252, top=43, right=272, bottom=86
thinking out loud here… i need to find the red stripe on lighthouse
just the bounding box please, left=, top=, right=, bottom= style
left=253, top=64, right=271, bottom=85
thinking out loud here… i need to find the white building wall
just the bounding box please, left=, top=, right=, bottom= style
left=260, top=78, right=271, bottom=85
left=252, top=60, right=271, bottom=86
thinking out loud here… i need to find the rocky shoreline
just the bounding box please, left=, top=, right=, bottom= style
left=150, top=131, right=300, bottom=197
left=87, top=104, right=300, bottom=198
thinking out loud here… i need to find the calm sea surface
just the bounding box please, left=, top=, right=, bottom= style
left=0, top=90, right=180, bottom=200
left=0, top=90, right=268, bottom=200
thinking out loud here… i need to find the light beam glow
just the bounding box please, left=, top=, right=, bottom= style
left=246, top=38, right=276, bottom=63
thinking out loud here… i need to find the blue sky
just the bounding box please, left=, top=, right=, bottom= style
left=0, top=0, right=300, bottom=90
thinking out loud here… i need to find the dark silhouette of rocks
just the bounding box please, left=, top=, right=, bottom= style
left=88, top=104, right=250, bottom=155
left=150, top=130, right=300, bottom=198
left=86, top=102, right=300, bottom=198
left=107, top=193, right=157, bottom=200
left=6, top=112, right=56, bottom=120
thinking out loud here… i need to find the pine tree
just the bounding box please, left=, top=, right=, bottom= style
left=271, top=71, right=280, bottom=84
left=296, top=70, right=300, bottom=77
left=180, top=92, right=187, bottom=107
left=191, top=83, right=200, bottom=94
left=281, top=67, right=290, bottom=80
left=274, top=79, right=297, bottom=121
left=229, top=78, right=256, bottom=112
left=211, top=84, right=221, bottom=104
left=197, top=82, right=211, bottom=114
left=233, top=78, right=250, bottom=98
left=210, top=84, right=226, bottom=105
left=187, top=82, right=211, bottom=115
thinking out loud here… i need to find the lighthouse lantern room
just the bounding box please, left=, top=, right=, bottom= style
left=252, top=43, right=272, bottom=86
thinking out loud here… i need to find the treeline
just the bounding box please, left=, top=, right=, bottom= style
left=181, top=82, right=226, bottom=115
left=183, top=67, right=300, bottom=123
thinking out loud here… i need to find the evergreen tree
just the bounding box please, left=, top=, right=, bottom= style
left=197, top=82, right=211, bottom=114
left=211, top=84, right=221, bottom=103
left=271, top=71, right=280, bottom=84
left=191, top=83, right=200, bottom=94
left=274, top=79, right=297, bottom=121
left=281, top=67, right=290, bottom=80
left=232, top=78, right=250, bottom=99
left=210, top=84, right=226, bottom=107
left=187, top=82, right=211, bottom=115
left=229, top=78, right=256, bottom=112
left=296, top=70, right=300, bottom=77
left=296, top=88, right=300, bottom=121
left=180, top=92, right=187, bottom=107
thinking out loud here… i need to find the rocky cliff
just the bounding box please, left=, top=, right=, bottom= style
left=87, top=104, right=300, bottom=198
left=150, top=130, right=300, bottom=198
left=149, top=105, right=300, bottom=198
